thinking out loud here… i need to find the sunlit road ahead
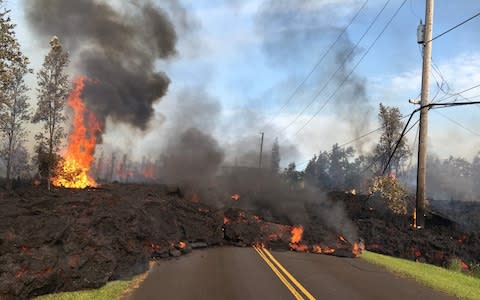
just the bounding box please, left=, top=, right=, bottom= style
left=130, top=247, right=456, bottom=300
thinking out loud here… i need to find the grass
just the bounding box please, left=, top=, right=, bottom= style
left=34, top=268, right=151, bottom=300
left=361, top=251, right=480, bottom=300
left=35, top=280, right=132, bottom=300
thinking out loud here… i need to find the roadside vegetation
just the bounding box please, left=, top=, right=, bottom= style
left=34, top=272, right=148, bottom=300
left=362, top=251, right=480, bottom=300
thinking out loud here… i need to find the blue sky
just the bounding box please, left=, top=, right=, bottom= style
left=5, top=0, right=480, bottom=164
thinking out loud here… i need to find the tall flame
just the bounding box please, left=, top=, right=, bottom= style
left=52, top=77, right=101, bottom=189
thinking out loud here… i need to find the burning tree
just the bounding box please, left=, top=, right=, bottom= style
left=51, top=77, right=101, bottom=189
left=32, top=36, right=69, bottom=190
left=0, top=8, right=32, bottom=189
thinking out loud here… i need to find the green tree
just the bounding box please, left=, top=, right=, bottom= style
left=271, top=138, right=280, bottom=174
left=329, top=143, right=354, bottom=190
left=0, top=7, right=32, bottom=189
left=374, top=103, right=411, bottom=175
left=304, top=151, right=331, bottom=190
left=283, top=162, right=303, bottom=189
left=32, top=36, right=70, bottom=190
left=0, top=5, right=20, bottom=95
left=368, top=175, right=408, bottom=215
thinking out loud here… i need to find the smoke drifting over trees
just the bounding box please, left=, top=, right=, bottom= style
left=23, top=0, right=184, bottom=131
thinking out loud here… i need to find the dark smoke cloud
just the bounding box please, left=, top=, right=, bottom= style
left=23, top=0, right=186, bottom=130
left=153, top=86, right=224, bottom=187
left=160, top=127, right=225, bottom=186
left=256, top=0, right=373, bottom=151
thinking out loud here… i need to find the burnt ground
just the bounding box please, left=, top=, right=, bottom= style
left=0, top=183, right=223, bottom=299
left=0, top=183, right=479, bottom=299
left=329, top=192, right=480, bottom=267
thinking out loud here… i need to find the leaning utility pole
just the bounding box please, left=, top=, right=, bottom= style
left=258, top=132, right=264, bottom=169
left=416, top=0, right=434, bottom=229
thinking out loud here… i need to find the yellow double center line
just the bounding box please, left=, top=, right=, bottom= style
left=253, top=245, right=316, bottom=300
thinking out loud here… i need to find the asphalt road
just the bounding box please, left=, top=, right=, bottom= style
left=130, top=247, right=457, bottom=300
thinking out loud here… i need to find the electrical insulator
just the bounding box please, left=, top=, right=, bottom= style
left=417, top=20, right=425, bottom=44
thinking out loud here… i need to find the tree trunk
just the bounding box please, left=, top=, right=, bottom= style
left=47, top=169, right=51, bottom=191
left=6, top=133, right=13, bottom=191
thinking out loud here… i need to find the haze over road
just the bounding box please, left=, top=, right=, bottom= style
left=130, top=247, right=455, bottom=300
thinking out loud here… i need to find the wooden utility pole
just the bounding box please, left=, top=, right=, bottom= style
left=416, top=0, right=434, bottom=229
left=258, top=132, right=264, bottom=169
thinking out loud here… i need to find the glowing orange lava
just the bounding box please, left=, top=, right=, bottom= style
left=352, top=242, right=362, bottom=257
left=290, top=225, right=304, bottom=243
left=142, top=162, right=155, bottom=179
left=312, top=245, right=322, bottom=254
left=191, top=193, right=200, bottom=203
left=290, top=243, right=309, bottom=252
left=289, top=225, right=308, bottom=252
left=52, top=77, right=101, bottom=189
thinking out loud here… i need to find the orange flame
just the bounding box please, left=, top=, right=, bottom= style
left=352, top=242, right=362, bottom=257
left=191, top=193, right=199, bottom=203
left=252, top=215, right=261, bottom=222
left=143, top=162, right=155, bottom=178
left=178, top=241, right=187, bottom=249
left=52, top=77, right=101, bottom=189
left=412, top=208, right=417, bottom=228
left=460, top=260, right=470, bottom=271
left=290, top=225, right=303, bottom=243
left=290, top=243, right=309, bottom=252
left=322, top=246, right=336, bottom=254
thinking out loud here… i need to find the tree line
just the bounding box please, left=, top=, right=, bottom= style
left=274, top=103, right=480, bottom=203
left=1, top=6, right=69, bottom=190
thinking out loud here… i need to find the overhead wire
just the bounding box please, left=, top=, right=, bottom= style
left=293, top=0, right=408, bottom=137
left=294, top=115, right=410, bottom=170
left=381, top=100, right=480, bottom=173
left=261, top=0, right=369, bottom=131
left=427, top=10, right=480, bottom=43
left=435, top=83, right=480, bottom=103
left=274, top=0, right=395, bottom=135
left=433, top=110, right=480, bottom=137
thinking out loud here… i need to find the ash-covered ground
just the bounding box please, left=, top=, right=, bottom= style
left=0, top=183, right=478, bottom=299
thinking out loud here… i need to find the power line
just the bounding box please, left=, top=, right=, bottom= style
left=294, top=115, right=410, bottom=170
left=381, top=100, right=480, bottom=173
left=262, top=0, right=369, bottom=130
left=433, top=110, right=480, bottom=137
left=275, top=0, right=394, bottom=135
left=435, top=82, right=480, bottom=103
left=293, top=0, right=408, bottom=136
left=382, top=116, right=419, bottom=175
left=428, top=10, right=480, bottom=43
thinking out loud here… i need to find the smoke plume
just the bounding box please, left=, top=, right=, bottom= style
left=256, top=0, right=373, bottom=151
left=23, top=0, right=186, bottom=131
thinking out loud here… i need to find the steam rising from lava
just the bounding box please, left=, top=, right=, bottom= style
left=23, top=0, right=184, bottom=131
